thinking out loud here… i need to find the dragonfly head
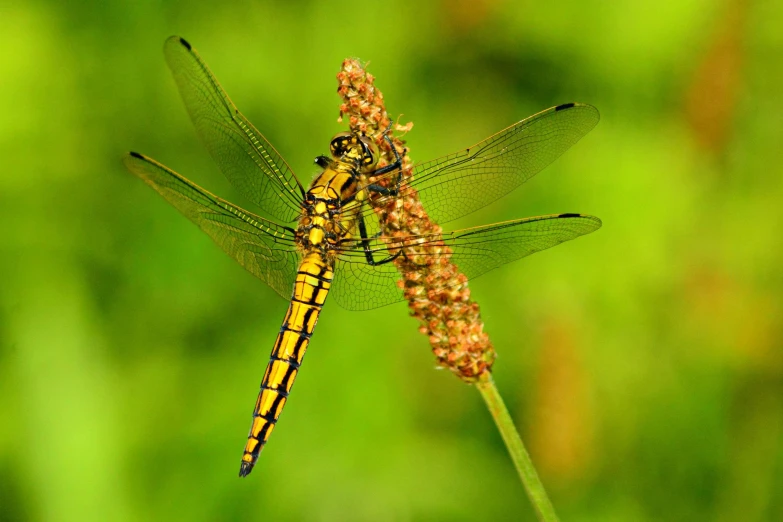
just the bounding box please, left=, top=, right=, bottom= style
left=329, top=132, right=379, bottom=169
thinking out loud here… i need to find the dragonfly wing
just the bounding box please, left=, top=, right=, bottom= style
left=124, top=152, right=300, bottom=299
left=359, top=103, right=599, bottom=225
left=163, top=36, right=304, bottom=223
left=331, top=213, right=601, bottom=311
left=331, top=254, right=403, bottom=311
left=425, top=213, right=601, bottom=281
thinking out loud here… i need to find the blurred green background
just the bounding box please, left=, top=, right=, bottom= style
left=2, top=0, right=782, bottom=520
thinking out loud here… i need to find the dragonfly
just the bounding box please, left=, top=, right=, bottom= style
left=124, top=36, right=602, bottom=477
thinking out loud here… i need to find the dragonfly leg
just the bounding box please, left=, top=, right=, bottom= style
left=366, top=183, right=396, bottom=196
left=357, top=209, right=401, bottom=266
left=370, top=131, right=405, bottom=178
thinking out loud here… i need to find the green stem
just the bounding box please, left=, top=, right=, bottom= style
left=476, top=374, right=560, bottom=522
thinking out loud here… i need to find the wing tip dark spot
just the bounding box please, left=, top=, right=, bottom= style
left=178, top=37, right=192, bottom=50
left=555, top=102, right=576, bottom=111
left=558, top=213, right=581, bottom=218
left=129, top=151, right=145, bottom=160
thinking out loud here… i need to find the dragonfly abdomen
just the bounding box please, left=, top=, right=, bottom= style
left=239, top=251, right=333, bottom=477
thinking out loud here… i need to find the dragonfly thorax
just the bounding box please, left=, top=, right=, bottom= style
left=297, top=157, right=370, bottom=256
left=297, top=190, right=349, bottom=252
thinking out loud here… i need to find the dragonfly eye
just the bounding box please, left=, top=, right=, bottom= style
left=329, top=132, right=378, bottom=168
left=329, top=132, right=355, bottom=159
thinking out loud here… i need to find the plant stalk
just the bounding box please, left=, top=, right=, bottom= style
left=476, top=375, right=560, bottom=522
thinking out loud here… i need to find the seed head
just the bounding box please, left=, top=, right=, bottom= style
left=337, top=59, right=495, bottom=382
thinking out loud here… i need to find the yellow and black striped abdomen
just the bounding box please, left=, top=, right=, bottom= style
left=239, top=251, right=333, bottom=477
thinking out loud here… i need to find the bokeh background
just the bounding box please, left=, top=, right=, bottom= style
left=2, top=0, right=782, bottom=520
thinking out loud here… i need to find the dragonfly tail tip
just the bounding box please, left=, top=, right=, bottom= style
left=238, top=461, right=255, bottom=478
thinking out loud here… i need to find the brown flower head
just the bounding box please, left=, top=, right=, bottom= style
left=336, top=59, right=495, bottom=382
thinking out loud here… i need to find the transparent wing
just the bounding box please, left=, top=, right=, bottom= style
left=164, top=36, right=304, bottom=223
left=331, top=214, right=601, bottom=311
left=353, top=103, right=599, bottom=225
left=124, top=152, right=301, bottom=299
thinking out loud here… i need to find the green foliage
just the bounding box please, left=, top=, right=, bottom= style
left=1, top=1, right=782, bottom=520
